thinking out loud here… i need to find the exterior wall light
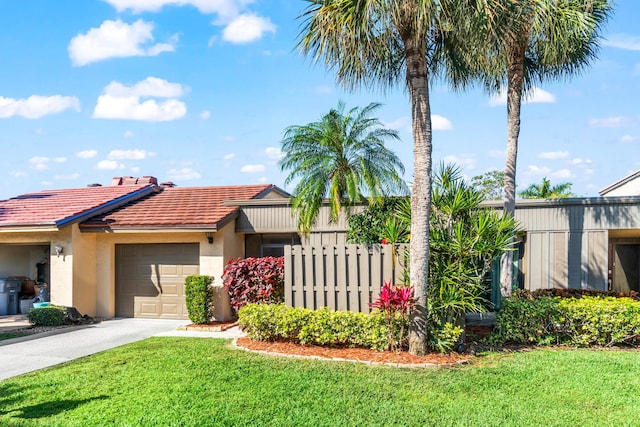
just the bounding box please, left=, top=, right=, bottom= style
left=205, top=232, right=214, bottom=244
left=54, top=245, right=64, bottom=257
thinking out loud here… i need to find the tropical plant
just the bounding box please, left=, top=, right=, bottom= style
left=279, top=101, right=407, bottom=234
left=518, top=177, right=576, bottom=199
left=347, top=198, right=407, bottom=244
left=457, top=0, right=612, bottom=297
left=395, top=164, right=520, bottom=352
left=370, top=281, right=416, bottom=351
left=298, top=0, right=474, bottom=356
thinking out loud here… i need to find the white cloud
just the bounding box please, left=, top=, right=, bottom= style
left=538, top=151, right=569, bottom=160
left=55, top=173, right=80, bottom=180
left=603, top=34, right=640, bottom=51
left=53, top=157, right=67, bottom=163
left=551, top=169, right=572, bottom=179
left=77, top=150, right=98, bottom=159
left=222, top=14, right=276, bottom=44
left=97, top=160, right=125, bottom=170
left=487, top=150, right=505, bottom=158
left=199, top=110, right=211, bottom=120
left=30, top=157, right=49, bottom=170
left=130, top=166, right=141, bottom=173
left=0, top=95, right=80, bottom=119
left=10, top=171, right=28, bottom=177
left=221, top=135, right=235, bottom=142
left=442, top=154, right=476, bottom=170
left=258, top=176, right=267, bottom=183
left=93, top=77, right=187, bottom=122
left=223, top=153, right=235, bottom=161
left=104, top=77, right=187, bottom=98
left=123, top=130, right=135, bottom=139
left=527, top=165, right=552, bottom=175
left=383, top=116, right=409, bottom=131
left=588, top=116, right=635, bottom=128
left=167, top=167, right=201, bottom=180
left=241, top=164, right=265, bottom=173
left=265, top=147, right=284, bottom=161
left=69, top=19, right=178, bottom=66
left=571, top=158, right=592, bottom=165
left=104, top=0, right=248, bottom=17
left=432, top=114, right=453, bottom=131
left=108, top=149, right=154, bottom=160
left=489, top=87, right=556, bottom=107
left=620, top=134, right=640, bottom=143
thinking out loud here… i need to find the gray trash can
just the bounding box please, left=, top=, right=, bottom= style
left=0, top=278, right=22, bottom=316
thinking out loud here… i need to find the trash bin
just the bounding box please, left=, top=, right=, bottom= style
left=0, top=278, right=22, bottom=316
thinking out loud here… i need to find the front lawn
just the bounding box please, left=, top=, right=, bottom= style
left=1, top=338, right=639, bottom=426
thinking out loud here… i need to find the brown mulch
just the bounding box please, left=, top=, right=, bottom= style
left=180, top=321, right=238, bottom=332
left=235, top=337, right=469, bottom=367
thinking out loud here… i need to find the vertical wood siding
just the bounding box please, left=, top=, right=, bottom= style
left=284, top=244, right=408, bottom=313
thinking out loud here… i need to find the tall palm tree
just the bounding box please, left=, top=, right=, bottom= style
left=297, top=1, right=478, bottom=355
left=299, top=0, right=499, bottom=354
left=518, top=177, right=575, bottom=199
left=461, top=0, right=612, bottom=297
left=280, top=101, right=408, bottom=234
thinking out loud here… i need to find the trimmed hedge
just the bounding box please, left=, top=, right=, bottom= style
left=27, top=306, right=68, bottom=326
left=238, top=303, right=395, bottom=351
left=515, top=288, right=639, bottom=300
left=184, top=275, right=214, bottom=324
left=489, top=295, right=640, bottom=347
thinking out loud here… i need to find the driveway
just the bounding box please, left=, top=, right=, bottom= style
left=0, top=318, right=189, bottom=381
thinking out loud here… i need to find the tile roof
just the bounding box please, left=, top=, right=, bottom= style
left=0, top=185, right=154, bottom=228
left=80, top=184, right=275, bottom=230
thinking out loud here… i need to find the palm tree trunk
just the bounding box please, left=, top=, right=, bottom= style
left=405, top=37, right=431, bottom=356
left=500, top=44, right=526, bottom=298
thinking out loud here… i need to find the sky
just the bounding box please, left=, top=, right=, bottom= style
left=0, top=0, right=638, bottom=200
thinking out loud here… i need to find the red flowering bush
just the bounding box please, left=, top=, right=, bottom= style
left=222, top=257, right=284, bottom=313
left=370, top=281, right=416, bottom=351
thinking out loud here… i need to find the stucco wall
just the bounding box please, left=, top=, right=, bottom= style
left=90, top=225, right=239, bottom=320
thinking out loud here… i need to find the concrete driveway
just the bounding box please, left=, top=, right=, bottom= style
left=0, top=318, right=191, bottom=381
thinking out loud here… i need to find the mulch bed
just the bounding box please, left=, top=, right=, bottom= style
left=235, top=337, right=469, bottom=367
left=179, top=321, right=238, bottom=332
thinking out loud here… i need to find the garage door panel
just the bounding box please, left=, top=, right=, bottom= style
left=116, top=243, right=198, bottom=319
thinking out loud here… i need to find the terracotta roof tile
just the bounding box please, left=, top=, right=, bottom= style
left=0, top=185, right=153, bottom=228
left=81, top=185, right=274, bottom=230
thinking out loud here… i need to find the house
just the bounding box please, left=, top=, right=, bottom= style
left=0, top=177, right=288, bottom=321
left=599, top=169, right=640, bottom=197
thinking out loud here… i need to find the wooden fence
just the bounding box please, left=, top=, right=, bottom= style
left=284, top=244, right=408, bottom=313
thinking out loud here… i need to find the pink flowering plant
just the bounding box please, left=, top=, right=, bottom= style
left=370, top=280, right=416, bottom=351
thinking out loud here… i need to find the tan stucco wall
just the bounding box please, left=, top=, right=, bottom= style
left=0, top=221, right=244, bottom=321
left=91, top=224, right=241, bottom=320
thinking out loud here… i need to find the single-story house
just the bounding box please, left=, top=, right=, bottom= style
left=2, top=171, right=640, bottom=321
left=0, top=176, right=289, bottom=321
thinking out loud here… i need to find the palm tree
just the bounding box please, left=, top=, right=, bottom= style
left=297, top=1, right=479, bottom=355
left=518, top=177, right=575, bottom=199
left=460, top=0, right=612, bottom=297
left=280, top=101, right=408, bottom=234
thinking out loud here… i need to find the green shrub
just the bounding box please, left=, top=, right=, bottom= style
left=238, top=304, right=392, bottom=351
left=184, top=275, right=214, bottom=324
left=27, top=306, right=68, bottom=326
left=489, top=296, right=640, bottom=347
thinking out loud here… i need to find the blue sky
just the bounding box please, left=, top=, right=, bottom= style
left=0, top=0, right=638, bottom=200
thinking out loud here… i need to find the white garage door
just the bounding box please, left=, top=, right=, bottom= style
left=115, top=243, right=199, bottom=319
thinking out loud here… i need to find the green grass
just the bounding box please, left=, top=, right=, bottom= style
left=1, top=338, right=639, bottom=426
left=0, top=332, right=28, bottom=341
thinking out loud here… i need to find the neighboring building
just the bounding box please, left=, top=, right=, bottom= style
left=599, top=170, right=640, bottom=197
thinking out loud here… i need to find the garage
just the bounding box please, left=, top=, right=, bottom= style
left=115, top=243, right=199, bottom=319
